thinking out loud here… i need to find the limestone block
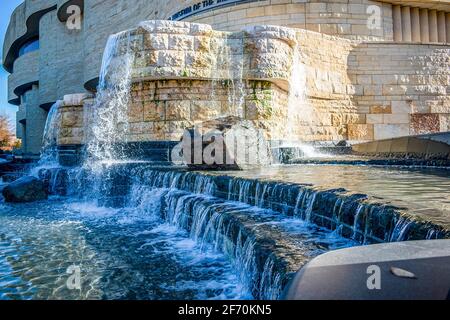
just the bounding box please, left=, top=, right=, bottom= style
left=128, top=102, right=144, bottom=123
left=166, top=101, right=191, bottom=121
left=391, top=101, right=412, bottom=114
left=129, top=34, right=144, bottom=52
left=144, top=34, right=169, bottom=50
left=363, top=85, right=382, bottom=96
left=61, top=111, right=83, bottom=127
left=169, top=35, right=194, bottom=50
left=372, top=75, right=397, bottom=85
left=430, top=103, right=450, bottom=114
left=129, top=122, right=145, bottom=135
left=367, top=114, right=383, bottom=124
left=246, top=7, right=265, bottom=18
left=383, top=114, right=410, bottom=124
left=158, top=51, right=185, bottom=67
left=370, top=105, right=392, bottom=114
left=374, top=124, right=410, bottom=140
left=134, top=51, right=158, bottom=67
left=382, top=85, right=408, bottom=96
left=356, top=75, right=372, bottom=85
left=185, top=52, right=215, bottom=69
left=308, top=3, right=326, bottom=13
left=347, top=124, right=374, bottom=140
left=62, top=93, right=92, bottom=106
left=331, top=113, right=365, bottom=126
left=191, top=101, right=222, bottom=121
left=440, top=114, right=450, bottom=132
left=194, top=36, right=211, bottom=51
left=190, top=23, right=213, bottom=36
left=139, top=20, right=190, bottom=35
left=165, top=120, right=195, bottom=141
left=347, top=85, right=363, bottom=95
left=143, top=101, right=165, bottom=121
left=245, top=99, right=275, bottom=120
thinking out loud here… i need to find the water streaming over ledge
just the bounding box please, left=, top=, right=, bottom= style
left=37, top=101, right=62, bottom=169
left=84, top=30, right=135, bottom=169
left=30, top=163, right=449, bottom=299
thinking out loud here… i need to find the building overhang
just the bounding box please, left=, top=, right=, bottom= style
left=2, top=5, right=57, bottom=73
left=381, top=1, right=450, bottom=11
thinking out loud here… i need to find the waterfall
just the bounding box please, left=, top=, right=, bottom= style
left=274, top=45, right=327, bottom=159
left=194, top=30, right=245, bottom=119
left=38, top=101, right=62, bottom=168
left=29, top=101, right=62, bottom=178
left=390, top=216, right=414, bottom=242
left=215, top=34, right=245, bottom=118
left=38, top=164, right=448, bottom=299
left=83, top=30, right=135, bottom=170
left=286, top=46, right=309, bottom=138
left=352, top=204, right=366, bottom=241
left=126, top=183, right=295, bottom=299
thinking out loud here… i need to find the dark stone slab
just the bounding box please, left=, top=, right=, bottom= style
left=2, top=176, right=48, bottom=203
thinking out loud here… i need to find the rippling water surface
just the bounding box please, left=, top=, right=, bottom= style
left=0, top=191, right=353, bottom=300
left=219, top=165, right=450, bottom=224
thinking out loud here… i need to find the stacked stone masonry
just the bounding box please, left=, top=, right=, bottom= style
left=56, top=21, right=450, bottom=146
left=3, top=1, right=450, bottom=155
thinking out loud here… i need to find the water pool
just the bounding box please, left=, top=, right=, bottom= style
left=218, top=164, right=450, bottom=226
left=0, top=185, right=354, bottom=300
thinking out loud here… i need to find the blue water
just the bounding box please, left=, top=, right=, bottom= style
left=0, top=183, right=355, bottom=300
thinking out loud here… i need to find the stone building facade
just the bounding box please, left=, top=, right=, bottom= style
left=3, top=0, right=450, bottom=157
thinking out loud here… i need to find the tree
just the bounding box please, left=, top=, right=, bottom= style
left=0, top=115, right=14, bottom=149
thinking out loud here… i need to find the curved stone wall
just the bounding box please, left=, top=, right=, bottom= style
left=15, top=85, right=48, bottom=156
left=7, top=50, right=40, bottom=105
left=82, top=0, right=160, bottom=89
left=81, top=0, right=396, bottom=88
left=184, top=0, right=394, bottom=40
left=2, top=0, right=57, bottom=73
left=38, top=9, right=85, bottom=109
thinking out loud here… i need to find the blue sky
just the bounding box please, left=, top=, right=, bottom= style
left=1, top=0, right=25, bottom=127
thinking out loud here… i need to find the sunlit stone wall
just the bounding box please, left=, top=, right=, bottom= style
left=349, top=42, right=450, bottom=141
left=56, top=21, right=450, bottom=148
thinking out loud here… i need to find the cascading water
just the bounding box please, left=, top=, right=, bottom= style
left=286, top=47, right=309, bottom=137
left=276, top=44, right=328, bottom=159
left=122, top=168, right=356, bottom=299
left=37, top=101, right=62, bottom=168
left=83, top=30, right=135, bottom=170
left=214, top=34, right=245, bottom=118
left=29, top=101, right=63, bottom=180
left=185, top=28, right=245, bottom=119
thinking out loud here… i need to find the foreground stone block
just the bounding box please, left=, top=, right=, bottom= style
left=2, top=176, right=48, bottom=203
left=181, top=116, right=272, bottom=170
